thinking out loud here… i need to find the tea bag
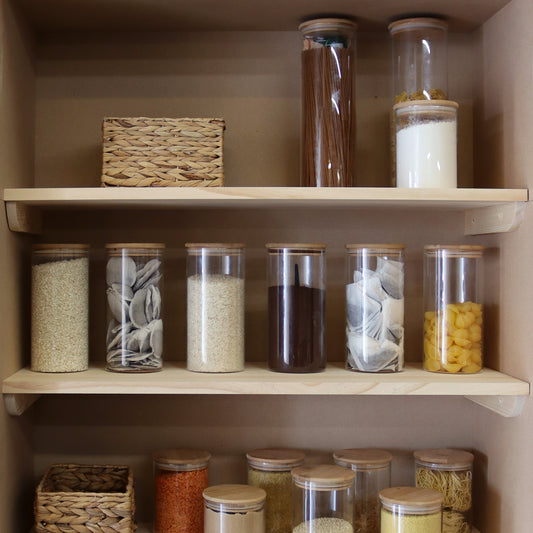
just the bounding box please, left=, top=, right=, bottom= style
left=346, top=331, right=402, bottom=372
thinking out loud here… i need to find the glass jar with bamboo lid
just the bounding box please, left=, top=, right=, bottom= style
left=379, top=486, right=443, bottom=533
left=414, top=448, right=474, bottom=533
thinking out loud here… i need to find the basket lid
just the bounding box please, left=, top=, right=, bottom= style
left=414, top=448, right=474, bottom=469
left=203, top=484, right=266, bottom=508
left=246, top=449, right=306, bottom=471
left=379, top=486, right=443, bottom=509
left=153, top=449, right=211, bottom=469
left=333, top=449, right=393, bottom=469
left=291, top=464, right=355, bottom=488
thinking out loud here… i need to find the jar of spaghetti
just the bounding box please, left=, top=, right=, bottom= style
left=246, top=448, right=306, bottom=533
left=379, top=487, right=443, bottom=533
left=186, top=243, right=245, bottom=372
left=105, top=243, right=165, bottom=372
left=203, top=484, right=266, bottom=533
left=414, top=448, right=474, bottom=533
left=423, top=245, right=484, bottom=373
left=153, top=449, right=210, bottom=533
left=299, top=18, right=357, bottom=187
left=292, top=464, right=355, bottom=532
left=333, top=449, right=392, bottom=533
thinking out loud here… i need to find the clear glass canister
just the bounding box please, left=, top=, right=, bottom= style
left=389, top=17, right=448, bottom=104
left=380, top=487, right=443, bottom=533
left=31, top=244, right=90, bottom=372
left=423, top=245, right=484, bottom=374
left=395, top=100, right=458, bottom=188
left=267, top=243, right=326, bottom=373
left=345, top=245, right=405, bottom=373
left=153, top=449, right=211, bottom=533
left=105, top=243, right=165, bottom=372
left=333, top=449, right=393, bottom=533
left=292, top=464, right=355, bottom=532
left=246, top=448, right=306, bottom=533
left=203, top=484, right=266, bottom=533
left=414, top=448, right=474, bottom=533
left=186, top=243, right=245, bottom=372
left=299, top=18, right=357, bottom=187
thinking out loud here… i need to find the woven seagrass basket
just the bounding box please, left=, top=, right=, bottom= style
left=101, top=117, right=225, bottom=187
left=35, top=464, right=136, bottom=532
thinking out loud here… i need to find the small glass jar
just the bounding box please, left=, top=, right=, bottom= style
left=203, top=484, right=266, bottom=533
left=379, top=487, right=443, bottom=533
left=153, top=449, right=211, bottom=533
left=31, top=244, right=90, bottom=372
left=333, top=449, right=392, bottom=533
left=414, top=448, right=474, bottom=533
left=105, top=243, right=165, bottom=372
left=423, top=245, right=484, bottom=374
left=299, top=18, right=357, bottom=187
left=345, top=245, right=405, bottom=373
left=186, top=243, right=245, bottom=372
left=266, top=243, right=326, bottom=373
left=292, top=464, right=355, bottom=533
left=247, top=448, right=306, bottom=533
left=394, top=100, right=458, bottom=188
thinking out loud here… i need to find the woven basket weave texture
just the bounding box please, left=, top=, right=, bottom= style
left=35, top=464, right=136, bottom=532
left=101, top=117, right=225, bottom=187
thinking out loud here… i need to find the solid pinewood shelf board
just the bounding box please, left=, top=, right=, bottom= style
left=4, top=362, right=529, bottom=397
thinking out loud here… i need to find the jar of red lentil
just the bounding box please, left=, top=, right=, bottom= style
left=153, top=449, right=211, bottom=533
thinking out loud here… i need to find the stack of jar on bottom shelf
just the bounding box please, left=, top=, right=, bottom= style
left=149, top=447, right=474, bottom=533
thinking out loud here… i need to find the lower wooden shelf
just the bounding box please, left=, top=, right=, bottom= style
left=4, top=362, right=529, bottom=417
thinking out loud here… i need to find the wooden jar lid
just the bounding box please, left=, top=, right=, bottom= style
left=185, top=242, right=245, bottom=249
left=203, top=484, right=266, bottom=509
left=291, top=464, right=355, bottom=488
left=388, top=17, right=448, bottom=34
left=414, top=448, right=474, bottom=469
left=333, top=449, right=393, bottom=470
left=153, top=449, right=211, bottom=469
left=266, top=243, right=326, bottom=252
left=33, top=244, right=89, bottom=251
left=105, top=243, right=166, bottom=249
left=424, top=245, right=484, bottom=258
left=380, top=486, right=443, bottom=510
left=345, top=244, right=405, bottom=251
left=246, top=448, right=306, bottom=471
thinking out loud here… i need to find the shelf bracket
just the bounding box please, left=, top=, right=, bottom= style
left=3, top=393, right=41, bottom=416
left=465, top=395, right=527, bottom=417
left=464, top=202, right=526, bottom=235
left=4, top=201, right=43, bottom=234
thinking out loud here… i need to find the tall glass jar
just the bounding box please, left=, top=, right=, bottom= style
left=299, top=18, right=357, bottom=187
left=247, top=448, right=306, bottom=533
left=423, top=245, right=484, bottom=374
left=186, top=243, right=245, bottom=372
left=203, top=484, right=266, bottom=533
left=292, top=464, right=355, bottom=533
left=345, top=244, right=405, bottom=373
left=105, top=243, right=164, bottom=373
left=333, top=449, right=392, bottom=533
left=414, top=448, right=474, bottom=533
left=379, top=487, right=443, bottom=533
left=32, top=244, right=90, bottom=372
left=153, top=449, right=211, bottom=533
left=267, top=243, right=326, bottom=372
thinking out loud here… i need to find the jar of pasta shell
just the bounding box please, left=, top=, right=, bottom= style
left=423, top=245, right=484, bottom=374
left=414, top=448, right=474, bottom=533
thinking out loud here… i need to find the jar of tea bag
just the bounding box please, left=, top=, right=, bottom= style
left=414, top=448, right=474, bottom=533
left=333, top=448, right=392, bottom=533
left=345, top=244, right=405, bottom=373
left=423, top=245, right=484, bottom=373
left=32, top=244, right=89, bottom=372
left=105, top=243, right=164, bottom=372
left=247, top=448, right=306, bottom=533
left=186, top=243, right=245, bottom=372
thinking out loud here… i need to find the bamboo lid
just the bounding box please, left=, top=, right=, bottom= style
left=388, top=17, right=448, bottom=34
left=299, top=18, right=357, bottom=34
left=424, top=245, right=485, bottom=258
left=345, top=244, right=406, bottom=251
left=380, top=486, right=443, bottom=509
left=333, top=449, right=393, bottom=470
left=185, top=243, right=245, bottom=249
left=105, top=243, right=166, bottom=249
left=266, top=243, right=326, bottom=252
left=153, top=449, right=211, bottom=470
left=291, top=464, right=355, bottom=489
left=246, top=449, right=306, bottom=471
left=414, top=449, right=474, bottom=470
left=203, top=484, right=266, bottom=509
left=33, top=244, right=89, bottom=251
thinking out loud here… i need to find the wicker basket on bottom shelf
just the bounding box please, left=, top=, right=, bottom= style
left=34, top=464, right=136, bottom=532
left=101, top=117, right=225, bottom=187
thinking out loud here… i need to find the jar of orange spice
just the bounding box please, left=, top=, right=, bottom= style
left=153, top=449, right=211, bottom=533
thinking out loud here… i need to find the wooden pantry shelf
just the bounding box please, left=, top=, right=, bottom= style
left=3, top=187, right=529, bottom=235
left=4, top=362, right=529, bottom=417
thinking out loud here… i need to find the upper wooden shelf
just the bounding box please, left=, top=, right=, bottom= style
left=3, top=187, right=529, bottom=235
